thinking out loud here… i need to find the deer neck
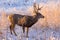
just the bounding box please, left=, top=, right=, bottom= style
left=33, top=13, right=38, bottom=20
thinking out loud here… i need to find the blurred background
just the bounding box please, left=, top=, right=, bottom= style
left=0, top=0, right=60, bottom=40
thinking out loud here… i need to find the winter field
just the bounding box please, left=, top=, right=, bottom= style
left=0, top=0, right=60, bottom=40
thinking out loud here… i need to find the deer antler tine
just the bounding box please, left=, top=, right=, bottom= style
left=38, top=4, right=39, bottom=9
left=41, top=6, right=43, bottom=8
left=38, top=6, right=43, bottom=10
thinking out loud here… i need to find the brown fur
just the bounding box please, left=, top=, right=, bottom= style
left=8, top=3, right=44, bottom=37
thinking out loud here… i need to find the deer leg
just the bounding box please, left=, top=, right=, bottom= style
left=26, top=27, right=29, bottom=37
left=10, top=25, right=13, bottom=35
left=12, top=24, right=17, bottom=36
left=23, top=27, right=25, bottom=33
left=13, top=28, right=17, bottom=36
left=10, top=24, right=17, bottom=36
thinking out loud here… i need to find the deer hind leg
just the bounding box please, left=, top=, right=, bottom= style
left=10, top=24, right=17, bottom=36
left=13, top=28, right=17, bottom=36
left=10, top=25, right=13, bottom=35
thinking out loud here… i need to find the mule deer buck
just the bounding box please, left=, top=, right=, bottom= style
left=8, top=3, right=44, bottom=37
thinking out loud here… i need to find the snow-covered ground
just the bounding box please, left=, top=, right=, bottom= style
left=0, top=15, right=60, bottom=40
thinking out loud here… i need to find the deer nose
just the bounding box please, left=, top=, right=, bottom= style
left=43, top=16, right=44, bottom=18
left=42, top=16, right=44, bottom=18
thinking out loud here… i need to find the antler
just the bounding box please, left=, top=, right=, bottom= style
left=33, top=2, right=43, bottom=13
left=37, top=4, right=39, bottom=9
left=33, top=2, right=37, bottom=13
left=37, top=4, right=43, bottom=10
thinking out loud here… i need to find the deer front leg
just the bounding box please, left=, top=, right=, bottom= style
left=25, top=27, right=29, bottom=37
left=22, top=27, right=25, bottom=37
left=23, top=27, right=25, bottom=33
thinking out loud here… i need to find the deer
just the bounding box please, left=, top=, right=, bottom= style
left=8, top=3, right=44, bottom=37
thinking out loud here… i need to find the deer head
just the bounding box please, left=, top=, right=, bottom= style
left=33, top=3, right=44, bottom=18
